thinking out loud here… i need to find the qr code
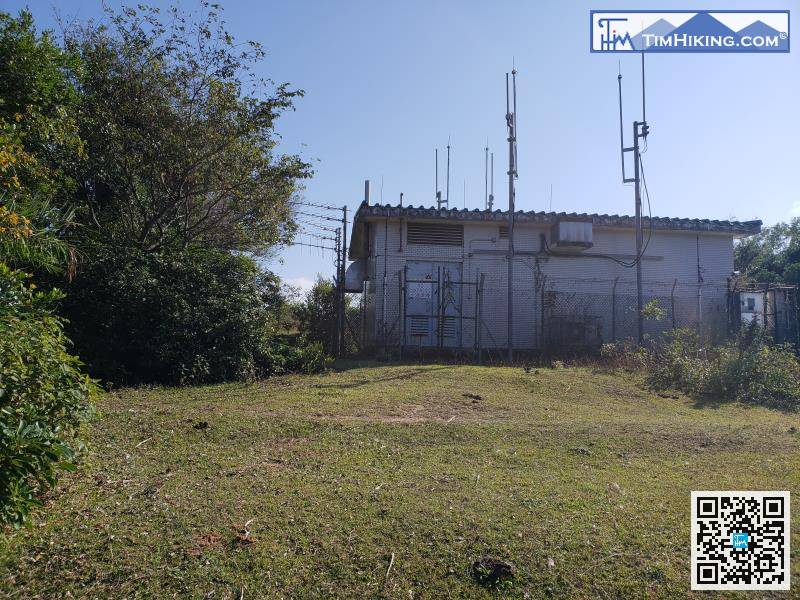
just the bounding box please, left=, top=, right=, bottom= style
left=691, top=491, right=790, bottom=590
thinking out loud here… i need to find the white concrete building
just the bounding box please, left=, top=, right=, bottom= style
left=346, top=202, right=761, bottom=354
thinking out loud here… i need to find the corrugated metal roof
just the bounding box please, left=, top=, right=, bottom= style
left=357, top=202, right=761, bottom=232
left=348, top=201, right=762, bottom=259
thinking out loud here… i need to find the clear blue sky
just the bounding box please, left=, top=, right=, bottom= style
left=10, top=0, right=800, bottom=293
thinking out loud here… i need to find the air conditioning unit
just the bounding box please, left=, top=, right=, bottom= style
left=551, top=219, right=593, bottom=252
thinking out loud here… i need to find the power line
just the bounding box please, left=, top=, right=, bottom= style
left=293, top=209, right=346, bottom=223
left=297, top=230, right=337, bottom=243
left=295, top=218, right=338, bottom=232
left=292, top=198, right=352, bottom=359
left=292, top=241, right=337, bottom=252
left=291, top=200, right=340, bottom=211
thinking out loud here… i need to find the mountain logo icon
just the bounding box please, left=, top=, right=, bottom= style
left=591, top=10, right=790, bottom=54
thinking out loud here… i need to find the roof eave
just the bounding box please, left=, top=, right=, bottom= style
left=352, top=204, right=762, bottom=237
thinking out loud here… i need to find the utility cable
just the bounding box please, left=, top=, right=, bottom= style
left=540, top=153, right=654, bottom=268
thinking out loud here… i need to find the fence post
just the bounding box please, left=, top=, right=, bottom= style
left=540, top=275, right=547, bottom=350
left=472, top=271, right=477, bottom=357
left=696, top=284, right=703, bottom=343
left=477, top=273, right=485, bottom=364
left=671, top=278, right=677, bottom=329
left=399, top=268, right=406, bottom=360
left=436, top=266, right=442, bottom=349
left=773, top=288, right=781, bottom=343
left=726, top=277, right=741, bottom=338
left=611, top=277, right=618, bottom=341
left=794, top=286, right=800, bottom=351
left=361, top=281, right=368, bottom=350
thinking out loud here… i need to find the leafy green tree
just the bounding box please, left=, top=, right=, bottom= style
left=0, top=10, right=83, bottom=274
left=66, top=2, right=310, bottom=255
left=735, top=218, right=800, bottom=285
left=295, top=276, right=339, bottom=351
left=0, top=12, right=95, bottom=526
left=0, top=265, right=97, bottom=527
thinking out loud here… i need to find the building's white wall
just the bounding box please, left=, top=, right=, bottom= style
left=364, top=219, right=736, bottom=349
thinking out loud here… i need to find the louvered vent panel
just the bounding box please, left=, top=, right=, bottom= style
left=409, top=317, right=428, bottom=336
left=440, top=317, right=457, bottom=338
left=407, top=223, right=463, bottom=246
left=499, top=226, right=508, bottom=239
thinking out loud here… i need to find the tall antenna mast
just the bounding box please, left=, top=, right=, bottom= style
left=489, top=152, right=494, bottom=210
left=506, top=67, right=518, bottom=361
left=435, top=148, right=439, bottom=207
left=641, top=52, right=647, bottom=124
left=445, top=138, right=451, bottom=209
left=484, top=143, right=489, bottom=210
left=617, top=54, right=650, bottom=345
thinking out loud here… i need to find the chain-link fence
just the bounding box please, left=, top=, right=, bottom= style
left=538, top=276, right=730, bottom=348
left=349, top=268, right=799, bottom=358
left=728, top=283, right=800, bottom=349
left=471, top=274, right=730, bottom=352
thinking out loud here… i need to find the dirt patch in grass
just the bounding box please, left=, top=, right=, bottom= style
left=188, top=532, right=223, bottom=557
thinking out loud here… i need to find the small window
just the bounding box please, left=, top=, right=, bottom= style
left=498, top=226, right=508, bottom=239
left=407, top=222, right=463, bottom=246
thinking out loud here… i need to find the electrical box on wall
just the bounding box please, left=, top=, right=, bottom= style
left=551, top=219, right=593, bottom=251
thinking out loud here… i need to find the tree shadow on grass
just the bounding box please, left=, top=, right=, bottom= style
left=313, top=365, right=452, bottom=389
left=689, top=396, right=727, bottom=410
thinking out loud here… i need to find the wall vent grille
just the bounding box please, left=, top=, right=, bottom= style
left=440, top=317, right=457, bottom=338
left=409, top=317, right=428, bottom=336
left=407, top=223, right=463, bottom=246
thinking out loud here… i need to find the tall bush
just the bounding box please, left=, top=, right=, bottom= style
left=0, top=265, right=96, bottom=527
left=62, top=245, right=299, bottom=385
left=647, top=325, right=800, bottom=410
left=294, top=276, right=339, bottom=352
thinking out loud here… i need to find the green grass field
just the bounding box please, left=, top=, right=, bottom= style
left=2, top=363, right=798, bottom=598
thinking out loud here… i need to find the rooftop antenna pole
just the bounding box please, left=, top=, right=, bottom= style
left=435, top=148, right=439, bottom=207
left=489, top=152, right=494, bottom=210
left=506, top=67, right=518, bottom=362
left=618, top=56, right=650, bottom=345
left=484, top=142, right=489, bottom=210
left=445, top=138, right=451, bottom=209
left=617, top=62, right=627, bottom=182
left=641, top=52, right=646, bottom=125
left=513, top=62, right=518, bottom=178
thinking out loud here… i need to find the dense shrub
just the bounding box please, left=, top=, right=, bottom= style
left=294, top=276, right=338, bottom=352
left=62, top=245, right=325, bottom=385
left=647, top=326, right=800, bottom=410
left=293, top=276, right=360, bottom=355
left=261, top=341, right=331, bottom=376
left=0, top=265, right=96, bottom=527
left=599, top=339, right=649, bottom=370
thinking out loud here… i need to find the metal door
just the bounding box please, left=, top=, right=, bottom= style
left=438, top=263, right=462, bottom=347
left=404, top=261, right=462, bottom=347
